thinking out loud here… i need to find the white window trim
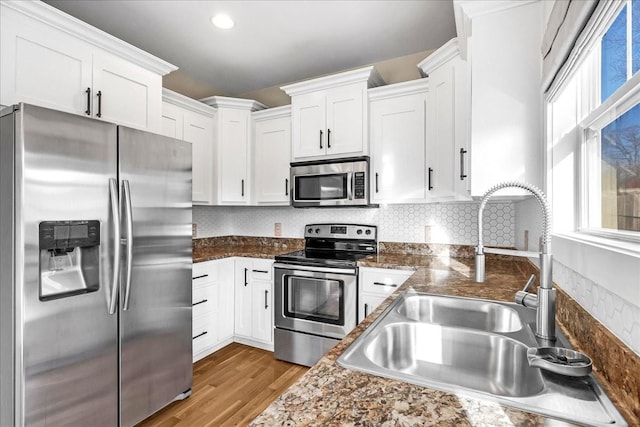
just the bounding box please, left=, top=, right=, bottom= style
left=546, top=0, right=640, bottom=253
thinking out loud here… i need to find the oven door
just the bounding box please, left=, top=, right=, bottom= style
left=274, top=264, right=357, bottom=339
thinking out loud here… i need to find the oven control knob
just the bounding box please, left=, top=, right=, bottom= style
left=315, top=228, right=320, bottom=234
left=357, top=229, right=362, bottom=235
left=307, top=228, right=313, bottom=233
left=365, top=229, right=372, bottom=235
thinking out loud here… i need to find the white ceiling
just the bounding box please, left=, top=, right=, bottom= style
left=43, top=0, right=456, bottom=96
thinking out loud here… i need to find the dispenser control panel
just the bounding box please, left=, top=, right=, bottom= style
left=39, top=220, right=100, bottom=250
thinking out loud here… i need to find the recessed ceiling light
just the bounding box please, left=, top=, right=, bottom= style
left=211, top=14, right=234, bottom=29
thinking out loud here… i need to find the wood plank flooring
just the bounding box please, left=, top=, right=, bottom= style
left=138, top=343, right=308, bottom=427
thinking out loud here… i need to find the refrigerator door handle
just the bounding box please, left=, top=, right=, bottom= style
left=122, top=179, right=134, bottom=311
left=108, top=178, right=121, bottom=315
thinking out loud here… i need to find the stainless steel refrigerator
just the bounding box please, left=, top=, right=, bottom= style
left=0, top=103, right=193, bottom=426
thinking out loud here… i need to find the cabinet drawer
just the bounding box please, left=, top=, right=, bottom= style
left=193, top=261, right=218, bottom=287
left=250, top=260, right=273, bottom=281
left=192, top=313, right=216, bottom=354
left=360, top=268, right=413, bottom=297
left=192, top=284, right=216, bottom=319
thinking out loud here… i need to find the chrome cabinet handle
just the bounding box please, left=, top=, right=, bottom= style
left=241, top=179, right=245, bottom=197
left=122, top=180, right=133, bottom=311
left=460, top=148, right=468, bottom=180
left=192, top=299, right=208, bottom=307
left=375, top=173, right=379, bottom=193
left=244, top=268, right=248, bottom=286
left=192, top=274, right=208, bottom=280
left=364, top=303, right=369, bottom=318
left=428, top=167, right=433, bottom=191
left=96, top=90, right=102, bottom=118
left=373, top=281, right=397, bottom=287
left=193, top=331, right=208, bottom=340
left=264, top=290, right=269, bottom=309
left=253, top=269, right=269, bottom=274
left=85, top=88, right=91, bottom=115
left=285, top=178, right=289, bottom=196
left=327, top=128, right=331, bottom=148
left=319, top=130, right=323, bottom=149
left=108, top=179, right=121, bottom=315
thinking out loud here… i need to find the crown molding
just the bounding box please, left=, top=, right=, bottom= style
left=368, top=78, right=429, bottom=101
left=2, top=0, right=177, bottom=75
left=162, top=88, right=216, bottom=116
left=252, top=105, right=291, bottom=121
left=199, top=96, right=267, bottom=111
left=281, top=66, right=385, bottom=96
left=418, top=38, right=460, bottom=76
left=453, top=0, right=538, bottom=60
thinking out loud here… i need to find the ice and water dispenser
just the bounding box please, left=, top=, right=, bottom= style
left=39, top=220, right=100, bottom=300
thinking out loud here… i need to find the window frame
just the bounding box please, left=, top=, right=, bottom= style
left=547, top=0, right=640, bottom=245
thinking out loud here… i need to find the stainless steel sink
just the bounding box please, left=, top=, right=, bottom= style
left=396, top=294, right=523, bottom=333
left=338, top=292, right=627, bottom=427
left=363, top=322, right=544, bottom=397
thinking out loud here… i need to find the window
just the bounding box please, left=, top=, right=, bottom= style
left=581, top=0, right=640, bottom=239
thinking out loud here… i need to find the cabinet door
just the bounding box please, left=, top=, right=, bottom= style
left=218, top=259, right=235, bottom=342
left=252, top=279, right=273, bottom=344
left=359, top=294, right=387, bottom=323
left=254, top=116, right=291, bottom=204
left=370, top=93, right=428, bottom=203
left=219, top=108, right=250, bottom=203
left=427, top=62, right=457, bottom=200
left=326, top=84, right=365, bottom=156
left=184, top=111, right=214, bottom=204
left=160, top=102, right=184, bottom=139
left=0, top=5, right=93, bottom=115
left=92, top=50, right=162, bottom=132
left=234, top=259, right=253, bottom=337
left=292, top=91, right=326, bottom=159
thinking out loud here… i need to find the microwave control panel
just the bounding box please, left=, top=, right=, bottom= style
left=353, top=172, right=365, bottom=199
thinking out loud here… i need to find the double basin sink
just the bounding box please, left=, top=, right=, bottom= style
left=338, top=292, right=627, bottom=426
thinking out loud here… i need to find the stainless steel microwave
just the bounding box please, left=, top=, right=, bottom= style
left=290, top=157, right=370, bottom=208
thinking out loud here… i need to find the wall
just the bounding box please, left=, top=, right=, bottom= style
left=516, top=198, right=640, bottom=356
left=194, top=202, right=515, bottom=246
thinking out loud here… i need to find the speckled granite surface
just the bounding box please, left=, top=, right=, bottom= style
left=192, top=237, right=638, bottom=425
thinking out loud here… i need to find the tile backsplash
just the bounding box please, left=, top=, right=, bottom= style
left=193, top=202, right=515, bottom=246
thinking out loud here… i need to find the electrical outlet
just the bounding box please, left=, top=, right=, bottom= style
left=192, top=224, right=197, bottom=238
left=424, top=225, right=432, bottom=243
left=274, top=222, right=282, bottom=237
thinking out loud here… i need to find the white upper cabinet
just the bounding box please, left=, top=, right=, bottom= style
left=201, top=96, right=266, bottom=205
left=369, top=80, right=430, bottom=203
left=282, top=66, right=385, bottom=161
left=0, top=1, right=175, bottom=133
left=419, top=38, right=471, bottom=201
left=161, top=89, right=215, bottom=204
left=449, top=1, right=543, bottom=197
left=253, top=106, right=292, bottom=205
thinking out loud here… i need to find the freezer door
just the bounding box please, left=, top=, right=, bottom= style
left=118, top=126, right=192, bottom=426
left=17, top=104, right=119, bottom=426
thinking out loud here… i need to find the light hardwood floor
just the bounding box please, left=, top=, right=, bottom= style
left=138, top=343, right=308, bottom=427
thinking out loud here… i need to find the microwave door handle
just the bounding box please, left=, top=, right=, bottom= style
left=347, top=172, right=353, bottom=200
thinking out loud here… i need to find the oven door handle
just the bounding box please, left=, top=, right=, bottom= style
left=273, top=263, right=356, bottom=276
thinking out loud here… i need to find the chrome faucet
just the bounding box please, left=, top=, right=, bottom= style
left=475, top=181, right=556, bottom=342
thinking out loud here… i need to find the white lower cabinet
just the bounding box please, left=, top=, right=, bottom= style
left=358, top=267, right=413, bottom=323
left=192, top=259, right=234, bottom=362
left=234, top=258, right=274, bottom=350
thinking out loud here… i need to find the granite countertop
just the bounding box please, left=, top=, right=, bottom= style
left=192, top=239, right=636, bottom=425
left=250, top=255, right=563, bottom=426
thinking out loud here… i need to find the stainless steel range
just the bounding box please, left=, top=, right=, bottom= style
left=273, top=223, right=377, bottom=366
